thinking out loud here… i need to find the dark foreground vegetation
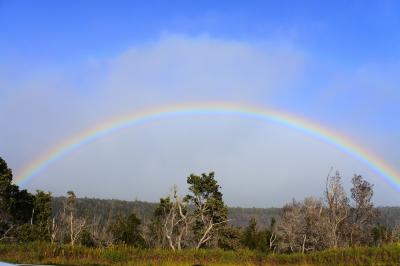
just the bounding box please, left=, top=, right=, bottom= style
left=1, top=155, right=400, bottom=265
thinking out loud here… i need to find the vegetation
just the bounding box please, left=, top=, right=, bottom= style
left=49, top=198, right=400, bottom=230
left=1, top=242, right=400, bottom=265
left=1, top=155, right=400, bottom=265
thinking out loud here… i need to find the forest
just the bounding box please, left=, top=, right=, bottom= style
left=1, top=155, right=400, bottom=265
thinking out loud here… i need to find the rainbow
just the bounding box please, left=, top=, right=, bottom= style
left=16, top=102, right=400, bottom=190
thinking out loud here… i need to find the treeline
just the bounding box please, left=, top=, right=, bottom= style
left=50, top=198, right=400, bottom=230
left=1, top=156, right=400, bottom=253
left=50, top=198, right=281, bottom=230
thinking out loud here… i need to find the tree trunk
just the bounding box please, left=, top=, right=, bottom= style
left=70, top=212, right=74, bottom=246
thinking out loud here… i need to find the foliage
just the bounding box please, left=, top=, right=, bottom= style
left=147, top=197, right=171, bottom=248
left=217, top=226, right=242, bottom=250
left=2, top=155, right=400, bottom=263
left=109, top=213, right=146, bottom=248
left=241, top=217, right=258, bottom=250
left=241, top=217, right=274, bottom=252
left=0, top=156, right=33, bottom=231
left=79, top=229, right=96, bottom=247
left=186, top=172, right=228, bottom=248
left=32, top=190, right=52, bottom=240
left=0, top=156, right=52, bottom=243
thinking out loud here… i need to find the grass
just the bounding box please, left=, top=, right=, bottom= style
left=0, top=243, right=399, bottom=265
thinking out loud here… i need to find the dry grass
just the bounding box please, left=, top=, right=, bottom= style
left=0, top=243, right=399, bottom=265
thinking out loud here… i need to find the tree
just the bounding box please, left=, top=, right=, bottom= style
left=148, top=197, right=170, bottom=248
left=32, top=190, right=52, bottom=240
left=269, top=218, right=277, bottom=252
left=0, top=156, right=14, bottom=230
left=0, top=156, right=34, bottom=242
left=217, top=226, right=242, bottom=250
left=79, top=229, right=96, bottom=247
left=324, top=171, right=349, bottom=248
left=277, top=197, right=329, bottom=253
left=391, top=223, right=400, bottom=243
left=62, top=191, right=86, bottom=246
left=240, top=217, right=273, bottom=252
left=164, top=186, right=192, bottom=250
left=149, top=186, right=192, bottom=250
left=185, top=172, right=228, bottom=249
left=241, top=217, right=259, bottom=250
left=13, top=190, right=53, bottom=242
left=109, top=213, right=146, bottom=247
left=349, top=175, right=378, bottom=246
left=277, top=199, right=306, bottom=253
left=300, top=197, right=330, bottom=252
left=372, top=224, right=391, bottom=246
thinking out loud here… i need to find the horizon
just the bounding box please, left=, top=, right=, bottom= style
left=49, top=193, right=400, bottom=209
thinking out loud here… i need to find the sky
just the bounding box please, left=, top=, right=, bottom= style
left=1, top=0, right=400, bottom=207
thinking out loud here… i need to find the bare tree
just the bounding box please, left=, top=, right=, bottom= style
left=277, top=197, right=329, bottom=253
left=391, top=223, right=400, bottom=243
left=349, top=175, right=378, bottom=246
left=194, top=202, right=228, bottom=250
left=269, top=218, right=277, bottom=252
left=86, top=215, right=112, bottom=247
left=324, top=171, right=349, bottom=248
left=301, top=197, right=330, bottom=251
left=61, top=191, right=86, bottom=246
left=48, top=217, right=61, bottom=244
left=277, top=199, right=305, bottom=253
left=161, top=186, right=193, bottom=251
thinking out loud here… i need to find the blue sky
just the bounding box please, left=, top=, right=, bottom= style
left=2, top=1, right=400, bottom=64
left=1, top=1, right=400, bottom=206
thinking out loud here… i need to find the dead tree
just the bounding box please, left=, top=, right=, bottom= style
left=48, top=217, right=60, bottom=244
left=162, top=186, right=193, bottom=251
left=277, top=199, right=305, bottom=253
left=325, top=171, right=349, bottom=248
left=349, top=175, right=378, bottom=246
left=61, top=191, right=87, bottom=246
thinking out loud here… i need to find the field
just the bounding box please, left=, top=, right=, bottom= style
left=1, top=243, right=400, bottom=266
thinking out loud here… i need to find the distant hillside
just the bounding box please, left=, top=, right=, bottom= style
left=51, top=197, right=400, bottom=229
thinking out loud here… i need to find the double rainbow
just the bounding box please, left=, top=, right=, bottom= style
left=15, top=102, right=400, bottom=190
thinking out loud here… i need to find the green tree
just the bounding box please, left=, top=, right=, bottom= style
left=0, top=157, right=13, bottom=225
left=217, top=226, right=242, bottom=250
left=185, top=172, right=228, bottom=249
left=109, top=213, right=146, bottom=247
left=372, top=224, right=391, bottom=246
left=148, top=197, right=171, bottom=248
left=32, top=190, right=52, bottom=240
left=0, top=156, right=34, bottom=241
left=240, top=217, right=272, bottom=251
left=11, top=190, right=52, bottom=242
left=241, top=217, right=259, bottom=249
left=79, top=229, right=96, bottom=247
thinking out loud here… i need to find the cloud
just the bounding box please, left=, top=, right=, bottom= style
left=96, top=34, right=305, bottom=112
left=0, top=34, right=306, bottom=168
left=1, top=34, right=399, bottom=207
